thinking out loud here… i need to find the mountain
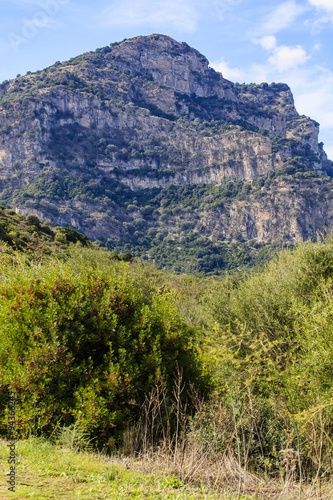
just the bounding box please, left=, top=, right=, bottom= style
left=1, top=33, right=333, bottom=274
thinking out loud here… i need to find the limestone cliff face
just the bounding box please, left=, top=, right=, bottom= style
left=111, top=34, right=235, bottom=100
left=0, top=34, right=332, bottom=271
left=197, top=178, right=333, bottom=244
left=116, top=131, right=278, bottom=190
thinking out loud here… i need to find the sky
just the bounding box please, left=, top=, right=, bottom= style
left=0, top=0, right=333, bottom=159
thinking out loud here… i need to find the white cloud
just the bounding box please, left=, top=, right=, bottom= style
left=308, top=0, right=333, bottom=11
left=98, top=0, right=200, bottom=33
left=11, top=0, right=69, bottom=8
left=257, top=35, right=277, bottom=50
left=290, top=66, right=333, bottom=159
left=268, top=44, right=309, bottom=71
left=253, top=36, right=309, bottom=72
left=209, top=57, right=246, bottom=81
left=259, top=0, right=306, bottom=35
left=293, top=66, right=333, bottom=126
left=306, top=0, right=333, bottom=25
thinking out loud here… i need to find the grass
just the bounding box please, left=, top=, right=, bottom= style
left=0, top=438, right=252, bottom=500
left=2, top=437, right=333, bottom=500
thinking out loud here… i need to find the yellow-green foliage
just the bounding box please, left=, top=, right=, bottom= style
left=194, top=235, right=333, bottom=476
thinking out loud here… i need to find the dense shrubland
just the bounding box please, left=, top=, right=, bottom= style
left=0, top=204, right=91, bottom=254
left=0, top=254, right=205, bottom=450
left=2, top=225, right=333, bottom=496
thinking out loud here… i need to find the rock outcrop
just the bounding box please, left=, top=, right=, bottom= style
left=0, top=34, right=332, bottom=272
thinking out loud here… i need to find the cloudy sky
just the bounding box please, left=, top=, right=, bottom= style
left=1, top=0, right=333, bottom=159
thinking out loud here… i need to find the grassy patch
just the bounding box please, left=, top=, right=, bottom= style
left=0, top=438, right=246, bottom=499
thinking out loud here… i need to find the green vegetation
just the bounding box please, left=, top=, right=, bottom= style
left=2, top=207, right=333, bottom=496
left=0, top=437, right=230, bottom=499
left=0, top=248, right=206, bottom=450
left=0, top=204, right=91, bottom=255
left=1, top=35, right=333, bottom=498
left=6, top=160, right=328, bottom=275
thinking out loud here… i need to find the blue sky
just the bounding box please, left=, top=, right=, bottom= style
left=1, top=0, right=333, bottom=159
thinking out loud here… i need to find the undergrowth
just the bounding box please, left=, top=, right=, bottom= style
left=2, top=233, right=333, bottom=497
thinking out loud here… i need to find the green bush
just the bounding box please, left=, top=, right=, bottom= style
left=0, top=259, right=205, bottom=449
left=201, top=235, right=333, bottom=475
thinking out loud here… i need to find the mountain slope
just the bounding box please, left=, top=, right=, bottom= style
left=0, top=204, right=91, bottom=257
left=0, top=34, right=332, bottom=273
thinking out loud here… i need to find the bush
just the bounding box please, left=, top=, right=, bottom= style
left=0, top=259, right=205, bottom=449
left=202, top=235, right=333, bottom=475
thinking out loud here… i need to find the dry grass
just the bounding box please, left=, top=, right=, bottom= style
left=0, top=437, right=246, bottom=500
left=1, top=434, right=333, bottom=499
left=120, top=447, right=333, bottom=500
left=2, top=373, right=333, bottom=499
left=116, top=373, right=333, bottom=500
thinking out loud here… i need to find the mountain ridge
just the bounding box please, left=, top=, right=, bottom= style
left=0, top=34, right=332, bottom=273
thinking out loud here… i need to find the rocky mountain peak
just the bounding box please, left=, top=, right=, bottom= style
left=114, top=33, right=209, bottom=68
left=111, top=34, right=233, bottom=99
left=0, top=35, right=333, bottom=274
